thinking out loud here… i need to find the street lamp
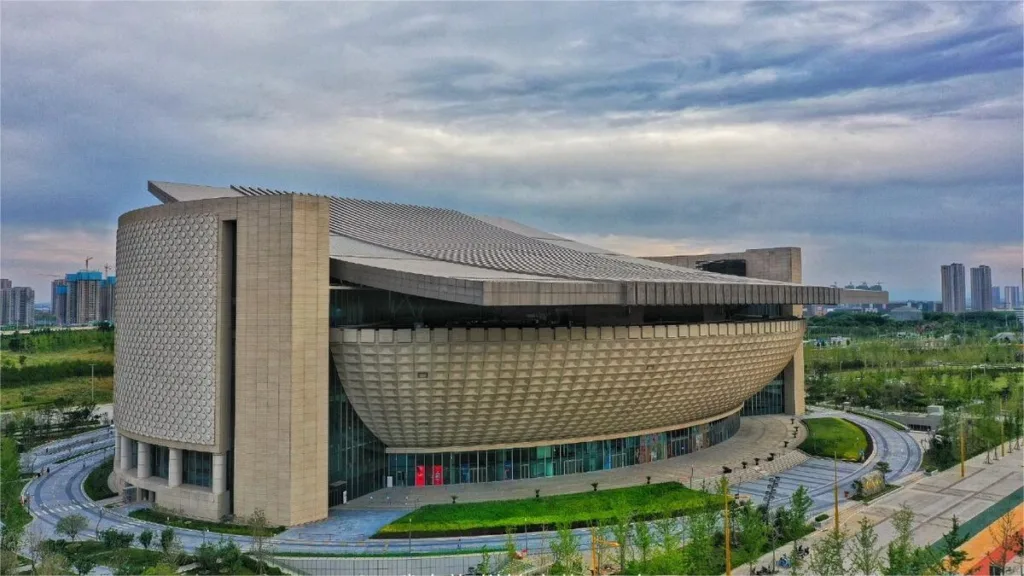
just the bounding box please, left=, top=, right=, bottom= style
left=89, top=363, right=96, bottom=405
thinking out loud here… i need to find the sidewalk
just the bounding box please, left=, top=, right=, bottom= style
left=735, top=441, right=1024, bottom=574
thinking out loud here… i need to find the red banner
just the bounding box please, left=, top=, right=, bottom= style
left=432, top=465, right=444, bottom=486
left=415, top=465, right=425, bottom=486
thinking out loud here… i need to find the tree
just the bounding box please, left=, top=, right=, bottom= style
left=884, top=504, right=915, bottom=575
left=549, top=523, right=583, bottom=575
left=141, top=564, right=179, bottom=575
left=138, top=528, right=154, bottom=550
left=36, top=549, right=72, bottom=575
left=247, top=508, right=273, bottom=574
left=875, top=461, right=891, bottom=476
left=682, top=503, right=718, bottom=575
left=939, top=515, right=969, bottom=572
left=633, top=519, right=654, bottom=573
left=72, top=555, right=96, bottom=576
left=653, top=514, right=681, bottom=555
left=808, top=527, right=847, bottom=576
left=159, top=527, right=176, bottom=554
left=609, top=508, right=632, bottom=571
left=849, top=518, right=882, bottom=576
left=55, top=514, right=88, bottom=542
left=736, top=504, right=768, bottom=575
left=988, top=509, right=1024, bottom=574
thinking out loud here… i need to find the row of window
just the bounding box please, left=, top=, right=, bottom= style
left=741, top=373, right=786, bottom=416
left=136, top=442, right=213, bottom=488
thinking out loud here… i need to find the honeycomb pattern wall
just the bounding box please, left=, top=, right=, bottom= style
left=115, top=214, right=219, bottom=446
left=331, top=321, right=804, bottom=450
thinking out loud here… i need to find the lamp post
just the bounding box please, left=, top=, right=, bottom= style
left=89, top=363, right=96, bottom=405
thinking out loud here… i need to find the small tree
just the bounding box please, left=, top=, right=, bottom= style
left=159, top=527, right=176, bottom=554
left=138, top=528, right=154, bottom=550
left=939, top=515, right=969, bottom=572
left=609, top=509, right=632, bottom=571
left=72, top=555, right=96, bottom=576
left=55, top=514, right=88, bottom=542
left=682, top=502, right=718, bottom=575
left=247, top=508, right=273, bottom=574
left=478, top=548, right=492, bottom=575
left=884, top=504, right=915, bottom=575
left=549, top=523, right=583, bottom=575
left=36, top=550, right=72, bottom=576
left=504, top=526, right=517, bottom=566
left=653, top=514, right=680, bottom=555
left=875, top=461, right=891, bottom=475
left=849, top=518, right=882, bottom=575
left=737, top=504, right=768, bottom=575
left=633, top=519, right=654, bottom=573
left=987, top=509, right=1024, bottom=574
left=789, top=485, right=813, bottom=536
left=808, top=527, right=847, bottom=576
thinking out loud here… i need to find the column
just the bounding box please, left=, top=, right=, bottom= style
left=168, top=448, right=182, bottom=488
left=212, top=453, right=226, bottom=495
left=783, top=346, right=805, bottom=416
left=137, top=441, right=151, bottom=479
left=119, top=435, right=132, bottom=472
left=113, top=432, right=119, bottom=470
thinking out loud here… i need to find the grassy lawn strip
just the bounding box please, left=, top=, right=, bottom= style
left=84, top=456, right=116, bottom=500
left=848, top=409, right=909, bottom=431
left=374, top=483, right=721, bottom=538
left=129, top=507, right=287, bottom=536
left=1, top=376, right=114, bottom=411
left=851, top=483, right=901, bottom=503
left=800, top=417, right=869, bottom=462
left=54, top=445, right=109, bottom=465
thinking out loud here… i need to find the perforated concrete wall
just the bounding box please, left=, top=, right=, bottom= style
left=115, top=214, right=219, bottom=447
left=331, top=320, right=804, bottom=451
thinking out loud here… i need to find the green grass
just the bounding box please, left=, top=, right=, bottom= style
left=0, top=376, right=113, bottom=411
left=800, top=417, right=870, bottom=462
left=14, top=348, right=113, bottom=367
left=272, top=548, right=492, bottom=558
left=53, top=541, right=167, bottom=574
left=84, top=457, right=116, bottom=500
left=375, top=482, right=721, bottom=538
left=849, top=410, right=909, bottom=431
left=129, top=508, right=287, bottom=536
left=851, top=483, right=901, bottom=503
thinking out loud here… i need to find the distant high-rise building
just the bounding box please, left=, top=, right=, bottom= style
left=51, top=279, right=69, bottom=325
left=991, top=286, right=1002, bottom=309
left=65, top=271, right=103, bottom=325
left=941, top=263, right=966, bottom=314
left=98, top=276, right=117, bottom=323
left=1005, top=286, right=1023, bottom=310
left=970, top=265, right=993, bottom=311
left=1, top=284, right=35, bottom=327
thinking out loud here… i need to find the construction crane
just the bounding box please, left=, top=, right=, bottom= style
left=84, top=257, right=93, bottom=271
left=103, top=264, right=111, bottom=277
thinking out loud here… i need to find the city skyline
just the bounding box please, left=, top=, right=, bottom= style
left=2, top=3, right=1022, bottom=300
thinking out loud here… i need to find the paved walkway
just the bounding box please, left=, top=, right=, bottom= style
left=346, top=414, right=806, bottom=509
left=736, top=439, right=1023, bottom=575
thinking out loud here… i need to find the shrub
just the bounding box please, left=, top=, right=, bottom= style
left=814, top=513, right=830, bottom=523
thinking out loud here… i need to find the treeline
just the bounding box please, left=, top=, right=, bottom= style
left=0, top=360, right=113, bottom=387
left=2, top=326, right=114, bottom=353
left=807, top=311, right=1022, bottom=339
left=806, top=341, right=1019, bottom=373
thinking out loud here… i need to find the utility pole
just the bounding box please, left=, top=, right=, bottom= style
left=833, top=454, right=840, bottom=533
left=959, top=414, right=967, bottom=478
left=1000, top=398, right=1005, bottom=457
left=90, top=363, right=96, bottom=405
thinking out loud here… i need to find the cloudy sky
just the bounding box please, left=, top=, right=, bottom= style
left=2, top=2, right=1021, bottom=302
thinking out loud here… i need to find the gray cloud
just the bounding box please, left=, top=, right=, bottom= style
left=1, top=1, right=1021, bottom=300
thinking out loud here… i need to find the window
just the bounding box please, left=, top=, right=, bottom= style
left=129, top=440, right=139, bottom=469
left=151, top=445, right=169, bottom=479
left=182, top=450, right=212, bottom=488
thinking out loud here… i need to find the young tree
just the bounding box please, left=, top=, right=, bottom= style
left=682, top=503, right=718, bottom=575
left=72, top=555, right=97, bottom=576
left=849, top=518, right=882, bottom=576
left=808, top=527, right=847, bottom=576
left=247, top=508, right=273, bottom=574
left=159, top=527, right=176, bottom=554
left=884, top=504, right=915, bottom=575
left=939, top=515, right=969, bottom=572
left=478, top=548, right=492, bottom=576
left=987, top=509, right=1024, bottom=575
left=653, top=514, right=681, bottom=556
left=138, top=528, right=154, bottom=550
left=609, top=508, right=632, bottom=571
left=633, top=519, right=654, bottom=573
left=736, top=504, right=768, bottom=575
left=55, top=514, right=89, bottom=542
left=789, top=485, right=813, bottom=537
left=36, top=549, right=72, bottom=576
left=549, top=523, right=583, bottom=575
left=875, top=461, right=891, bottom=476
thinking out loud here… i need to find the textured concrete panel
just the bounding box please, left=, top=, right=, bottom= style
left=332, top=320, right=804, bottom=451
left=115, top=213, right=219, bottom=446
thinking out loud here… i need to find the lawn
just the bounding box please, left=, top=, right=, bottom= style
left=374, top=482, right=721, bottom=538
left=129, top=508, right=287, bottom=536
left=15, top=348, right=113, bottom=367
left=0, top=376, right=114, bottom=411
left=800, top=417, right=870, bottom=462
left=84, top=457, right=117, bottom=500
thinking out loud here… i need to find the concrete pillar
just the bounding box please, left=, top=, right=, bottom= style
left=137, top=441, right=151, bottom=479
left=212, top=453, right=226, bottom=495
left=119, top=435, right=132, bottom=472
left=168, top=448, right=182, bottom=488
left=113, top=432, right=119, bottom=469
left=784, top=346, right=806, bottom=416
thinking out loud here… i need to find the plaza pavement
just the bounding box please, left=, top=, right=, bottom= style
left=735, top=438, right=1024, bottom=575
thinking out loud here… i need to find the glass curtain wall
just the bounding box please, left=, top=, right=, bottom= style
left=328, top=362, right=387, bottom=506
left=741, top=373, right=786, bottom=416
left=129, top=439, right=139, bottom=469
left=182, top=450, right=212, bottom=487
left=387, top=412, right=740, bottom=487
left=150, top=445, right=170, bottom=479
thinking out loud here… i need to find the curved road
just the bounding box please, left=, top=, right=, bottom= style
left=25, top=412, right=922, bottom=557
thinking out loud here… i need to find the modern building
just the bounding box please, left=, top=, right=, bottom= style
left=1004, top=286, right=1022, bottom=310
left=51, top=279, right=69, bottom=325
left=970, top=265, right=993, bottom=311
left=99, top=276, right=117, bottom=323
left=940, top=263, right=966, bottom=314
left=112, top=181, right=841, bottom=526
left=992, top=286, right=1003, bottom=309
left=64, top=271, right=103, bottom=324
left=889, top=305, right=923, bottom=322
left=0, top=282, right=35, bottom=327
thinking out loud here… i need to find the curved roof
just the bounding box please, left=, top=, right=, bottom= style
left=149, top=181, right=841, bottom=306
